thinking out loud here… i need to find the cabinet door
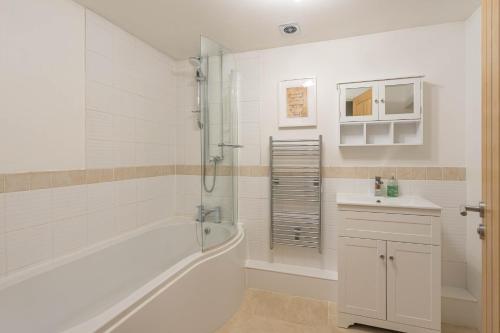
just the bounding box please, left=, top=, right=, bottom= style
left=379, top=78, right=422, bottom=120
left=339, top=82, right=379, bottom=122
left=338, top=237, right=386, bottom=319
left=387, top=242, right=440, bottom=330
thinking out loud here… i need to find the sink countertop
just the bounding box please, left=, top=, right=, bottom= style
left=336, top=193, right=441, bottom=211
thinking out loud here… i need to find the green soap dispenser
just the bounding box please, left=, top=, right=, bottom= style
left=387, top=176, right=399, bottom=197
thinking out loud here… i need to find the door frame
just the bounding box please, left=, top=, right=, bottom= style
left=482, top=1, right=500, bottom=332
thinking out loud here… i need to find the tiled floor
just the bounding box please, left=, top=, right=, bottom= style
left=216, top=289, right=479, bottom=333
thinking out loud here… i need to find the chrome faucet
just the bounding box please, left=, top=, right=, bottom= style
left=374, top=176, right=385, bottom=197
left=196, top=205, right=221, bottom=223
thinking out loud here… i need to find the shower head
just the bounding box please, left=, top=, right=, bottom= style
left=189, top=57, right=201, bottom=67
left=189, top=56, right=205, bottom=81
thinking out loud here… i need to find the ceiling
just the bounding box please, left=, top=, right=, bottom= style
left=74, top=0, right=480, bottom=60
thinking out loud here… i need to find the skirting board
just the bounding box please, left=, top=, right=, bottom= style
left=245, top=261, right=480, bottom=329
left=245, top=267, right=336, bottom=302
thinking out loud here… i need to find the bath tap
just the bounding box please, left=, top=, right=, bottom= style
left=196, top=205, right=221, bottom=223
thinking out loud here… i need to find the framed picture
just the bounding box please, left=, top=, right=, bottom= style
left=278, top=77, right=317, bottom=128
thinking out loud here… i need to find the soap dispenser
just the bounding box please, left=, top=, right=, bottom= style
left=387, top=176, right=399, bottom=197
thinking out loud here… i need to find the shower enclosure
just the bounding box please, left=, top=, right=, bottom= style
left=192, top=36, right=239, bottom=251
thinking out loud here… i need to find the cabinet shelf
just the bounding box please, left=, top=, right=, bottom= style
left=339, top=120, right=423, bottom=147
left=337, top=77, right=423, bottom=147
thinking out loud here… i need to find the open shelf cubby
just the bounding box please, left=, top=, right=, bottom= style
left=366, top=122, right=392, bottom=145
left=339, top=123, right=365, bottom=145
left=339, top=120, right=422, bottom=147
left=393, top=120, right=422, bottom=145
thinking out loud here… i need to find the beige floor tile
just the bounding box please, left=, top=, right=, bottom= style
left=251, top=289, right=291, bottom=321
left=283, top=296, right=329, bottom=326
left=442, top=323, right=479, bottom=333
left=216, top=289, right=479, bottom=333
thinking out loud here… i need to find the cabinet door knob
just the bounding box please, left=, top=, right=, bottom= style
left=389, top=256, right=394, bottom=260
left=380, top=98, right=385, bottom=103
left=374, top=99, right=379, bottom=104
left=379, top=254, right=385, bottom=259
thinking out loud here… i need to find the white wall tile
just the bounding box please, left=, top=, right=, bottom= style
left=86, top=50, right=113, bottom=85
left=0, top=235, right=5, bottom=276
left=241, top=122, right=261, bottom=145
left=53, top=215, right=87, bottom=256
left=86, top=110, right=113, bottom=141
left=114, top=203, right=137, bottom=233
left=114, top=180, right=137, bottom=206
left=239, top=101, right=260, bottom=123
left=0, top=195, right=5, bottom=235
left=5, top=190, right=52, bottom=232
left=238, top=177, right=269, bottom=199
left=86, top=139, right=114, bottom=168
left=239, top=144, right=261, bottom=165
left=6, top=225, right=52, bottom=272
left=441, top=208, right=466, bottom=262
left=87, top=209, right=115, bottom=245
left=87, top=182, right=114, bottom=213
left=53, top=185, right=87, bottom=221
left=86, top=81, right=113, bottom=113
left=85, top=10, right=113, bottom=58
left=113, top=141, right=136, bottom=167
left=111, top=89, right=136, bottom=118
left=113, top=116, right=136, bottom=142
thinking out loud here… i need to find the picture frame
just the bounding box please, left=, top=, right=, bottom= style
left=278, top=77, right=317, bottom=128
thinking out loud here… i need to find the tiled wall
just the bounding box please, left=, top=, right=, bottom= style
left=85, top=11, right=177, bottom=168
left=0, top=171, right=175, bottom=278
left=172, top=22, right=473, bottom=289
left=239, top=175, right=467, bottom=288
left=0, top=9, right=179, bottom=282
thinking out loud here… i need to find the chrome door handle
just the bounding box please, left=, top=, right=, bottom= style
left=460, top=201, right=486, bottom=218
left=218, top=143, right=244, bottom=149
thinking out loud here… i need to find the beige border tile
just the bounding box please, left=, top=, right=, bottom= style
left=0, top=165, right=467, bottom=193
left=113, top=167, right=137, bottom=181
left=239, top=166, right=270, bottom=177
left=30, top=172, right=52, bottom=190
left=443, top=167, right=466, bottom=181
left=426, top=167, right=443, bottom=181
left=5, top=173, right=31, bottom=192
left=51, top=170, right=86, bottom=187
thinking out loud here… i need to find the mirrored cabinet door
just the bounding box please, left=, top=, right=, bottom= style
left=379, top=78, right=422, bottom=120
left=339, top=83, right=379, bottom=122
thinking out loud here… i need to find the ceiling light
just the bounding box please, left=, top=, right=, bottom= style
left=279, top=23, right=301, bottom=36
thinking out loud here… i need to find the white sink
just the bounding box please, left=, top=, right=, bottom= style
left=336, top=193, right=441, bottom=210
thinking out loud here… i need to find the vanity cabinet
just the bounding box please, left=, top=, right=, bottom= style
left=338, top=77, right=423, bottom=146
left=337, top=194, right=441, bottom=333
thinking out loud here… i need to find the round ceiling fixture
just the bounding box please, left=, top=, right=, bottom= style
left=279, top=23, right=301, bottom=36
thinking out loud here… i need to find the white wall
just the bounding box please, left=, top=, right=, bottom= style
left=0, top=3, right=177, bottom=281
left=223, top=22, right=471, bottom=292
left=465, top=7, right=482, bottom=330
left=85, top=11, right=177, bottom=168
left=0, top=0, right=86, bottom=173
left=235, top=22, right=466, bottom=167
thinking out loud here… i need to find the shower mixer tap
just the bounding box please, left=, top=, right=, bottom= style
left=196, top=205, right=221, bottom=223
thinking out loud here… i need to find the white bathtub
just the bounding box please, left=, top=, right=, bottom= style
left=0, top=219, right=245, bottom=333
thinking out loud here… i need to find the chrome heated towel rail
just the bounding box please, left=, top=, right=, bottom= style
left=270, top=136, right=322, bottom=253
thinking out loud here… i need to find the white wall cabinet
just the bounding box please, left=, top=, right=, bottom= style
left=338, top=77, right=423, bottom=146
left=337, top=195, right=441, bottom=333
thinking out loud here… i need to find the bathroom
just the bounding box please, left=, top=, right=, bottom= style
left=1, top=0, right=498, bottom=332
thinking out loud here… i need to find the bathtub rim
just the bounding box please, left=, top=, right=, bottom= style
left=0, top=217, right=195, bottom=292
left=69, top=222, right=245, bottom=333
